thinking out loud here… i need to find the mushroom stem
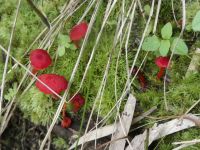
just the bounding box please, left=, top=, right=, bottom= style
left=138, top=73, right=147, bottom=91
left=73, top=40, right=80, bottom=49
left=62, top=103, right=67, bottom=118
left=31, top=68, right=38, bottom=75
left=52, top=94, right=59, bottom=100
left=157, top=67, right=165, bottom=80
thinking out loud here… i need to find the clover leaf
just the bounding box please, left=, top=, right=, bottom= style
left=170, top=38, right=188, bottom=55
left=161, top=22, right=172, bottom=40
left=142, top=35, right=160, bottom=51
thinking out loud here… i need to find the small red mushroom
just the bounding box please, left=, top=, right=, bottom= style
left=61, top=116, right=72, bottom=128
left=70, top=94, right=85, bottom=113
left=155, top=57, right=170, bottom=80
left=62, top=102, right=67, bottom=118
left=132, top=67, right=147, bottom=91
left=69, top=22, right=88, bottom=48
left=30, top=49, right=52, bottom=74
left=35, top=74, right=68, bottom=98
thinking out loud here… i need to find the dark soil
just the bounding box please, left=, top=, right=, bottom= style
left=0, top=109, right=111, bottom=150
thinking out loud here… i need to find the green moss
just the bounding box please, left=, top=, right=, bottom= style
left=1, top=1, right=200, bottom=147
left=19, top=86, right=56, bottom=126
left=156, top=128, right=200, bottom=150
left=52, top=137, right=69, bottom=150
left=136, top=73, right=200, bottom=117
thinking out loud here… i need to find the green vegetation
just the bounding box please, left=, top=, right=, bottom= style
left=52, top=137, right=69, bottom=149
left=1, top=0, right=200, bottom=149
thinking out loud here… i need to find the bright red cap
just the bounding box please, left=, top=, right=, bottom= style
left=35, top=74, right=68, bottom=95
left=70, top=94, right=85, bottom=113
left=155, top=57, right=169, bottom=68
left=61, top=116, right=72, bottom=128
left=70, top=22, right=88, bottom=41
left=30, top=49, right=52, bottom=70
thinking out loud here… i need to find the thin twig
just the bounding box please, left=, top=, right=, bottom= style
left=26, top=0, right=51, bottom=29
left=153, top=0, right=162, bottom=33
left=0, top=0, right=21, bottom=116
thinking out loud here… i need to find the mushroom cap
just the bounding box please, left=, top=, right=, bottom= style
left=155, top=56, right=169, bottom=68
left=30, top=49, right=52, bottom=70
left=61, top=116, right=72, bottom=128
left=71, top=94, right=85, bottom=106
left=70, top=94, right=85, bottom=113
left=70, top=22, right=88, bottom=41
left=35, top=74, right=68, bottom=95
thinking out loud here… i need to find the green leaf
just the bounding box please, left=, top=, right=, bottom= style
left=144, top=5, right=151, bottom=15
left=65, top=42, right=70, bottom=48
left=161, top=22, right=172, bottom=39
left=170, top=38, right=188, bottom=55
left=192, top=11, right=200, bottom=31
left=69, top=44, right=77, bottom=50
left=58, top=34, right=70, bottom=47
left=142, top=35, right=160, bottom=51
left=145, top=21, right=153, bottom=37
left=106, top=20, right=117, bottom=26
left=57, top=46, right=65, bottom=57
left=159, top=40, right=170, bottom=56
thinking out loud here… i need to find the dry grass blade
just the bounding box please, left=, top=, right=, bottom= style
left=126, top=130, right=147, bottom=150
left=126, top=114, right=199, bottom=149
left=173, top=139, right=200, bottom=150
left=0, top=0, right=21, bottom=116
left=109, top=94, right=136, bottom=150
left=70, top=104, right=156, bottom=149
left=131, top=106, right=157, bottom=124
left=69, top=124, right=115, bottom=149
left=26, top=0, right=51, bottom=29
left=185, top=48, right=200, bottom=77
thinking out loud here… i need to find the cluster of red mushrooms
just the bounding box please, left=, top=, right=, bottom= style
left=29, top=22, right=88, bottom=128
left=132, top=56, right=169, bottom=91
left=132, top=56, right=170, bottom=91
left=29, top=21, right=170, bottom=127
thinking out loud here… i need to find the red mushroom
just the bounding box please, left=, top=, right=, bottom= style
left=35, top=74, right=68, bottom=98
left=70, top=94, right=85, bottom=113
left=61, top=116, right=72, bottom=128
left=30, top=49, right=52, bottom=74
left=62, top=102, right=67, bottom=118
left=155, top=57, right=170, bottom=80
left=69, top=22, right=88, bottom=48
left=132, top=66, right=147, bottom=91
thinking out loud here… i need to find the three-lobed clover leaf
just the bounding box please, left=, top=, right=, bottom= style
left=192, top=10, right=200, bottom=31
left=57, top=34, right=77, bottom=57
left=140, top=22, right=189, bottom=57
left=58, top=34, right=70, bottom=47
left=57, top=46, right=65, bottom=57
left=161, top=22, right=172, bottom=40
left=142, top=35, right=160, bottom=51
left=159, top=40, right=170, bottom=56
left=170, top=38, right=188, bottom=55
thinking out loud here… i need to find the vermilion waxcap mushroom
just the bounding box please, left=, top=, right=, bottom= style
left=132, top=66, right=147, bottom=91
left=70, top=94, right=85, bottom=113
left=61, top=116, right=72, bottom=128
left=69, top=22, right=88, bottom=48
left=70, top=22, right=88, bottom=41
left=35, top=74, right=68, bottom=95
left=155, top=57, right=170, bottom=80
left=30, top=49, right=52, bottom=73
